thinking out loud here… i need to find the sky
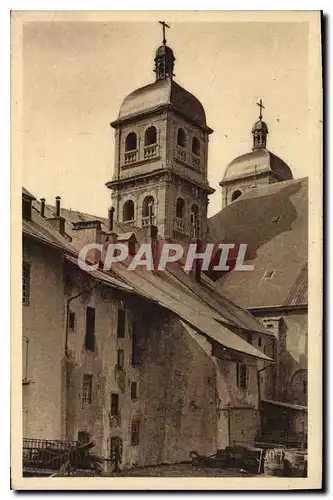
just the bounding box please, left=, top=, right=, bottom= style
left=22, top=16, right=311, bottom=218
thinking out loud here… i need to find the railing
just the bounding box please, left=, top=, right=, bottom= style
left=175, top=217, right=185, bottom=232
left=175, top=147, right=187, bottom=162
left=124, top=150, right=138, bottom=165
left=23, top=438, right=78, bottom=471
left=142, top=216, right=156, bottom=228
left=191, top=154, right=201, bottom=169
left=144, top=144, right=157, bottom=159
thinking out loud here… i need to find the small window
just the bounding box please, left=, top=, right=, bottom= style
left=117, top=349, right=124, bottom=370
left=177, top=128, right=186, bottom=148
left=192, top=137, right=200, bottom=156
left=176, top=198, right=185, bottom=219
left=117, top=309, right=126, bottom=338
left=22, top=262, right=31, bottom=306
left=123, top=200, right=135, bottom=222
left=231, top=190, right=242, bottom=202
left=246, top=332, right=253, bottom=344
left=111, top=393, right=119, bottom=417
left=82, top=374, right=92, bottom=403
left=131, top=420, right=140, bottom=446
left=68, top=311, right=76, bottom=331
left=258, top=336, right=262, bottom=348
left=131, top=381, right=138, bottom=401
left=236, top=363, right=248, bottom=389
left=131, top=320, right=137, bottom=367
left=22, top=199, right=32, bottom=221
left=125, top=132, right=137, bottom=152
left=144, top=126, right=157, bottom=146
left=85, top=307, right=95, bottom=351
left=78, top=431, right=90, bottom=443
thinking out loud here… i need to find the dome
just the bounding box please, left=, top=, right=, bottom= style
left=221, top=148, right=293, bottom=184
left=155, top=44, right=175, bottom=59
left=252, top=120, right=268, bottom=134
left=117, top=78, right=207, bottom=127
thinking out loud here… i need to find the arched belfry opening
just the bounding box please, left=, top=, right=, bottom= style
left=123, top=200, right=135, bottom=222
left=177, top=128, right=186, bottom=148
left=144, top=126, right=157, bottom=146
left=125, top=132, right=137, bottom=152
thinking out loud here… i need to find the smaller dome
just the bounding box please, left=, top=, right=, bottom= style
left=155, top=44, right=175, bottom=60
left=221, top=148, right=293, bottom=184
left=252, top=120, right=269, bottom=134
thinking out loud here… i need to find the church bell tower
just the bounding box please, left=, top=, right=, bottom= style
left=106, top=22, right=215, bottom=241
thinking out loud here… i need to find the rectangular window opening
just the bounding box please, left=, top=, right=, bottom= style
left=82, top=374, right=92, bottom=403
left=131, top=420, right=140, bottom=446
left=111, top=393, right=120, bottom=417
left=117, top=349, right=124, bottom=370
left=85, top=306, right=95, bottom=351
left=131, top=320, right=137, bottom=367
left=117, top=309, right=126, bottom=338
left=131, top=381, right=137, bottom=401
left=236, top=363, right=248, bottom=389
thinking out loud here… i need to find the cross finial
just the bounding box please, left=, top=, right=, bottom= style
left=159, top=21, right=170, bottom=45
left=256, top=98, right=265, bottom=121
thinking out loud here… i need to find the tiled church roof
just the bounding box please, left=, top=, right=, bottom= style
left=208, top=177, right=308, bottom=309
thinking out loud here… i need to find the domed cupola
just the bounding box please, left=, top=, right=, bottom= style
left=154, top=44, right=175, bottom=80
left=219, top=99, right=293, bottom=208
left=251, top=99, right=268, bottom=149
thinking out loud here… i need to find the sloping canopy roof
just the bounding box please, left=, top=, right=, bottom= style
left=221, top=148, right=293, bottom=184
left=116, top=78, right=208, bottom=129
left=208, top=177, right=308, bottom=309
left=26, top=190, right=271, bottom=361
left=104, top=259, right=271, bottom=361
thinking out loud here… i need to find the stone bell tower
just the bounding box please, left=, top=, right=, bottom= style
left=106, top=22, right=215, bottom=241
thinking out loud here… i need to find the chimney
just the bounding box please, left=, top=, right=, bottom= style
left=46, top=195, right=68, bottom=238
left=55, top=196, right=61, bottom=217
left=40, top=198, right=45, bottom=218
left=108, top=207, right=115, bottom=232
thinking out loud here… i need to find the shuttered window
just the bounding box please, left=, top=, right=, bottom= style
left=236, top=363, right=248, bottom=389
